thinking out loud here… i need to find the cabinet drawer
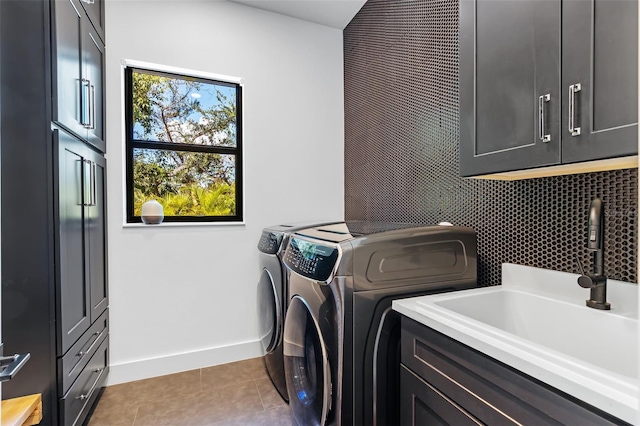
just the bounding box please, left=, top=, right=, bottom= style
left=401, top=317, right=625, bottom=425
left=60, top=336, right=109, bottom=426
left=400, top=364, right=480, bottom=426
left=59, top=309, right=108, bottom=394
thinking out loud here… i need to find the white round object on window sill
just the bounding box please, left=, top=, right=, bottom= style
left=141, top=200, right=164, bottom=225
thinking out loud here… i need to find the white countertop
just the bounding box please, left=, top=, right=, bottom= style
left=392, top=263, right=639, bottom=424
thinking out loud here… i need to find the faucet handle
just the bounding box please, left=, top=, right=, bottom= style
left=577, top=274, right=606, bottom=289
left=576, top=254, right=606, bottom=289
left=575, top=254, right=586, bottom=276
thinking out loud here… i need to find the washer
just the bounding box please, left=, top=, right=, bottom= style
left=257, top=221, right=342, bottom=402
left=282, top=221, right=477, bottom=425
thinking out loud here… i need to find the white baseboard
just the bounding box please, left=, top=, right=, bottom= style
left=106, top=340, right=263, bottom=385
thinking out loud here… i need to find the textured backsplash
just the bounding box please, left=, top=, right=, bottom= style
left=343, top=0, right=637, bottom=286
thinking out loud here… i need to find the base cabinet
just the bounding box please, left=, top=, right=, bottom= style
left=59, top=336, right=109, bottom=426
left=400, top=317, right=628, bottom=426
left=59, top=310, right=109, bottom=396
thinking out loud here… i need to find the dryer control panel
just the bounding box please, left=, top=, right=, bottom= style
left=258, top=231, right=284, bottom=254
left=284, top=237, right=339, bottom=282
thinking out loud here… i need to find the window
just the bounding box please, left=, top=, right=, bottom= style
left=125, top=66, right=243, bottom=223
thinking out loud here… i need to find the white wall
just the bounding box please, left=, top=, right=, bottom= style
left=105, top=0, right=344, bottom=384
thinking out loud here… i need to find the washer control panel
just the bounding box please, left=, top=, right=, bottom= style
left=258, top=231, right=283, bottom=254
left=284, top=237, right=339, bottom=282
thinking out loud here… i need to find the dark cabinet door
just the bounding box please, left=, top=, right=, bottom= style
left=52, top=0, right=86, bottom=140
left=77, top=0, right=104, bottom=43
left=83, top=22, right=105, bottom=152
left=56, top=128, right=91, bottom=354
left=460, top=0, right=561, bottom=177
left=53, top=0, right=105, bottom=153
left=86, top=149, right=107, bottom=322
left=561, top=0, right=638, bottom=163
left=400, top=365, right=480, bottom=426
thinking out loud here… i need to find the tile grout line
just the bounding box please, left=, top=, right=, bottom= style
left=254, top=380, right=268, bottom=411
left=131, top=406, right=139, bottom=426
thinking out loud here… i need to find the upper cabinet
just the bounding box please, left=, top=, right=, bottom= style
left=78, top=0, right=105, bottom=43
left=561, top=0, right=638, bottom=163
left=460, top=0, right=638, bottom=178
left=52, top=0, right=105, bottom=153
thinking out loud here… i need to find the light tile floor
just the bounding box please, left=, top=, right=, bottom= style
left=87, top=357, right=292, bottom=426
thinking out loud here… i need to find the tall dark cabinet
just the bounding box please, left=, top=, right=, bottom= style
left=1, top=1, right=108, bottom=425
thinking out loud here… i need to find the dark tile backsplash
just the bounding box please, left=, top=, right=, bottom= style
left=343, top=0, right=637, bottom=286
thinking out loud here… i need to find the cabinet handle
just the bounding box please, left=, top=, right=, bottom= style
left=90, top=84, right=96, bottom=130
left=91, top=161, right=97, bottom=207
left=81, top=78, right=90, bottom=127
left=85, top=81, right=93, bottom=129
left=83, top=160, right=92, bottom=206
left=76, top=367, right=104, bottom=401
left=82, top=160, right=98, bottom=207
left=76, top=160, right=84, bottom=206
left=569, top=83, right=581, bottom=136
left=81, top=0, right=95, bottom=4
left=76, top=330, right=103, bottom=359
left=0, top=353, right=30, bottom=383
left=538, top=94, right=551, bottom=143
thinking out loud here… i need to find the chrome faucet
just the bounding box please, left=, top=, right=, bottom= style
left=576, top=198, right=610, bottom=310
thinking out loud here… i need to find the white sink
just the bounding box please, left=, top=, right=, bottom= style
left=433, top=288, right=637, bottom=378
left=392, top=263, right=639, bottom=424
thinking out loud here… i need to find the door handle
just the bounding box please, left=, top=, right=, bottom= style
left=569, top=83, right=581, bottom=136
left=0, top=353, right=30, bottom=382
left=538, top=94, right=551, bottom=143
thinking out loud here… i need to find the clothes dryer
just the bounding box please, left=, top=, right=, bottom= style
left=282, top=222, right=477, bottom=425
left=257, top=221, right=342, bottom=402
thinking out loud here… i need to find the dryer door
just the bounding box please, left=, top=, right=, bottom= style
left=257, top=268, right=281, bottom=353
left=284, top=296, right=331, bottom=426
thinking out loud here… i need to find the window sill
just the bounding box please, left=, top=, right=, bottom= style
left=122, top=221, right=246, bottom=228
